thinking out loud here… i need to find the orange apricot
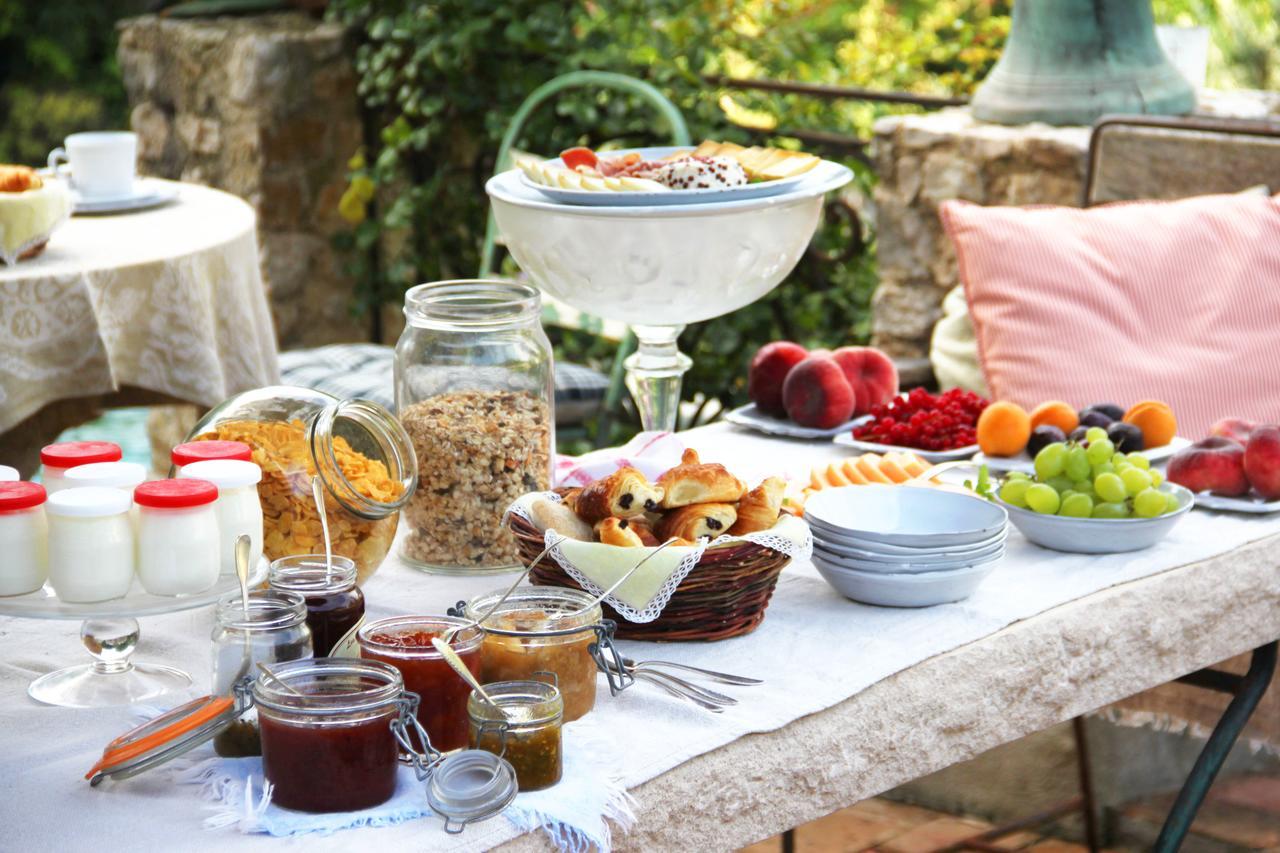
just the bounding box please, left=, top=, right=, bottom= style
left=1029, top=400, right=1079, bottom=435
left=1123, top=400, right=1178, bottom=448
left=976, top=401, right=1032, bottom=457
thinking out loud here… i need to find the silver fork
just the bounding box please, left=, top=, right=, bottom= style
left=601, top=658, right=732, bottom=712
left=623, top=658, right=762, bottom=686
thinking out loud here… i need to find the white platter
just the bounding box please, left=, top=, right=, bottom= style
left=725, top=403, right=863, bottom=440
left=833, top=429, right=980, bottom=464
left=973, top=435, right=1192, bottom=474
left=519, top=146, right=813, bottom=207
left=804, top=484, right=1008, bottom=548
left=1191, top=491, right=1280, bottom=514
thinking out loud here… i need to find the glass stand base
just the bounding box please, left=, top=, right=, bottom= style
left=28, top=662, right=191, bottom=708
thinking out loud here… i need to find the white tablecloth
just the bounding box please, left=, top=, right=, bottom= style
left=3, top=423, right=1279, bottom=852
left=0, top=180, right=279, bottom=433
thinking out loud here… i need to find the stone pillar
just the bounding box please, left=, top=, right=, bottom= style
left=117, top=13, right=366, bottom=348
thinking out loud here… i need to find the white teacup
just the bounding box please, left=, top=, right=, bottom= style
left=48, top=132, right=138, bottom=200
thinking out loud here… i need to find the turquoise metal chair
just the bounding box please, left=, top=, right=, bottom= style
left=480, top=71, right=691, bottom=444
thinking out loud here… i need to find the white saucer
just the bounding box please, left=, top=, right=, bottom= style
left=1191, top=491, right=1280, bottom=514
left=73, top=179, right=179, bottom=215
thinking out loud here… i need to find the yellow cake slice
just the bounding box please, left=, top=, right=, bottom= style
left=0, top=166, right=72, bottom=265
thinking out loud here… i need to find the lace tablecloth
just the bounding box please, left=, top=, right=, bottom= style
left=0, top=180, right=279, bottom=434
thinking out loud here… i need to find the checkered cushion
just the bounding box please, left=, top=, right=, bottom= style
left=278, top=344, right=608, bottom=425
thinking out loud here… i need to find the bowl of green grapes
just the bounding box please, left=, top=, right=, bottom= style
left=993, top=427, right=1194, bottom=554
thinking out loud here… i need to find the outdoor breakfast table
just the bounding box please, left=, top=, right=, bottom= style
left=0, top=179, right=278, bottom=476
left=2, top=422, right=1277, bottom=852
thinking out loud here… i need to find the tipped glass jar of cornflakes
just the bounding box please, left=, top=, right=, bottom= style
left=186, top=386, right=417, bottom=583
left=394, top=280, right=554, bottom=575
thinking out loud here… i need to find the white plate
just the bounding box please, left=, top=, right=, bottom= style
left=804, top=484, right=1008, bottom=547
left=725, top=403, right=863, bottom=440
left=812, top=539, right=1005, bottom=574
left=833, top=430, right=980, bottom=464
left=996, top=483, right=1193, bottom=554
left=974, top=435, right=1192, bottom=474
left=1191, top=491, right=1280, bottom=514
left=519, top=146, right=813, bottom=207
left=813, top=556, right=996, bottom=607
left=73, top=178, right=179, bottom=215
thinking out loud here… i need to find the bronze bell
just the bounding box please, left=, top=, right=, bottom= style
left=971, top=0, right=1196, bottom=126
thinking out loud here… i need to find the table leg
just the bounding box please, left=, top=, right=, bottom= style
left=1153, top=640, right=1278, bottom=852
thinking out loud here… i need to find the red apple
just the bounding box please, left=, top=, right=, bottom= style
left=1208, top=417, right=1256, bottom=446
left=831, top=346, right=900, bottom=415
left=1167, top=436, right=1250, bottom=496
left=747, top=341, right=808, bottom=417
left=1244, top=425, right=1280, bottom=499
left=782, top=355, right=856, bottom=429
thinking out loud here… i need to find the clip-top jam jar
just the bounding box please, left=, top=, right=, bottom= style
left=468, top=678, right=563, bottom=792
left=357, top=615, right=482, bottom=752
left=255, top=658, right=407, bottom=813
left=269, top=555, right=365, bottom=656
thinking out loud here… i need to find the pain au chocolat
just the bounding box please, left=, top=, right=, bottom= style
left=574, top=466, right=665, bottom=524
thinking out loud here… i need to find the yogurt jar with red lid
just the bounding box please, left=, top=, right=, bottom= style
left=0, top=482, right=48, bottom=596
left=40, top=441, right=122, bottom=494
left=171, top=440, right=252, bottom=476
left=134, top=479, right=220, bottom=596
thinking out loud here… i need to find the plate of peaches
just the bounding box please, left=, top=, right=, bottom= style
left=1166, top=419, right=1280, bottom=514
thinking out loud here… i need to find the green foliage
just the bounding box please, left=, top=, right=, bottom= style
left=0, top=0, right=145, bottom=164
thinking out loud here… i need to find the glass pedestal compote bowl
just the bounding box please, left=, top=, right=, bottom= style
left=0, top=559, right=266, bottom=708
left=486, top=155, right=853, bottom=431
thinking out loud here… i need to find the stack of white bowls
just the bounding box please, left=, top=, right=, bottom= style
left=804, top=484, right=1008, bottom=607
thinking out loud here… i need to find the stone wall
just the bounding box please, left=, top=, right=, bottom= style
left=869, top=91, right=1280, bottom=361
left=118, top=13, right=366, bottom=348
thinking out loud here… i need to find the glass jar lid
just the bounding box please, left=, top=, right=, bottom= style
left=216, top=589, right=308, bottom=631
left=269, top=554, right=358, bottom=594
left=252, top=657, right=403, bottom=716
left=461, top=587, right=601, bottom=638
left=467, top=679, right=563, bottom=728
left=86, top=693, right=241, bottom=786
left=426, top=750, right=519, bottom=834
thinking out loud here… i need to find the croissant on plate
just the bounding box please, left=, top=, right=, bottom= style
left=656, top=449, right=747, bottom=508
left=575, top=466, right=665, bottom=524
left=656, top=502, right=738, bottom=541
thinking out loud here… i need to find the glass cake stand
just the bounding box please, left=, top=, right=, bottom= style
left=0, top=559, right=267, bottom=708
left=486, top=155, right=853, bottom=432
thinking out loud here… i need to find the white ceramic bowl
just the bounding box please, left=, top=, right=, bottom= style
left=812, top=539, right=1005, bottom=574
left=804, top=485, right=1008, bottom=548
left=997, top=483, right=1194, bottom=554
left=812, top=555, right=997, bottom=607
left=810, top=527, right=1008, bottom=559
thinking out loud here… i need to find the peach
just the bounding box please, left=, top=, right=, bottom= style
left=831, top=346, right=899, bottom=415
left=782, top=355, right=856, bottom=429
left=1029, top=400, right=1078, bottom=435
left=1244, top=426, right=1280, bottom=500
left=1123, top=400, right=1178, bottom=448
left=1209, top=417, right=1256, bottom=446
left=976, top=401, right=1032, bottom=457
left=1167, top=436, right=1250, bottom=496
left=747, top=341, right=808, bottom=417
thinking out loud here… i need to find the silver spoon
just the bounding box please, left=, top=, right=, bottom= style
left=311, top=475, right=333, bottom=582
left=624, top=658, right=763, bottom=686
left=257, top=662, right=304, bottom=696
left=234, top=534, right=251, bottom=616
left=443, top=533, right=568, bottom=643
left=431, top=636, right=509, bottom=719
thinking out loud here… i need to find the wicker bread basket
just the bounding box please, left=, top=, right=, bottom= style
left=506, top=513, right=792, bottom=642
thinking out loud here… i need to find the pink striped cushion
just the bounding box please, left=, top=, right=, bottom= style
left=940, top=193, right=1280, bottom=438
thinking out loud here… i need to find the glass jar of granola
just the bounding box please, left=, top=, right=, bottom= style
left=185, top=386, right=417, bottom=583
left=394, top=280, right=554, bottom=574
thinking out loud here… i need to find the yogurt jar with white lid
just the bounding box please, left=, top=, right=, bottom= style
left=0, top=465, right=18, bottom=482
left=46, top=486, right=135, bottom=603
left=64, top=461, right=148, bottom=492
left=0, top=482, right=48, bottom=596
left=178, top=459, right=263, bottom=576
left=40, top=441, right=123, bottom=494
left=171, top=440, right=252, bottom=478
left=134, top=479, right=221, bottom=596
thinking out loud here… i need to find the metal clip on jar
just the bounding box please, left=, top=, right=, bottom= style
left=394, top=280, right=554, bottom=575
left=453, top=587, right=631, bottom=722
left=468, top=674, right=564, bottom=791
left=185, top=386, right=418, bottom=584
left=87, top=659, right=519, bottom=832
left=269, top=554, right=364, bottom=657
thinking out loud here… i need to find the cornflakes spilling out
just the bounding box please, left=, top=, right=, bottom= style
left=197, top=420, right=402, bottom=583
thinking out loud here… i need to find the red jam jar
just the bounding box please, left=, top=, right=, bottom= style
left=269, top=555, right=365, bottom=656
left=254, top=658, right=405, bottom=813
left=358, top=616, right=482, bottom=753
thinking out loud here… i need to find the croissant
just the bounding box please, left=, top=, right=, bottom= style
left=529, top=498, right=593, bottom=542
left=575, top=467, right=664, bottom=524
left=728, top=476, right=785, bottom=535
left=595, top=517, right=645, bottom=547
left=656, top=502, right=737, bottom=541
left=657, top=449, right=747, bottom=509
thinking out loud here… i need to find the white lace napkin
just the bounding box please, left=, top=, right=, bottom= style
left=506, top=492, right=812, bottom=622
